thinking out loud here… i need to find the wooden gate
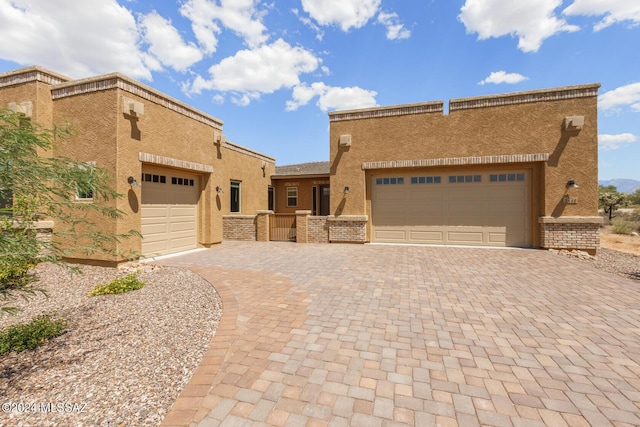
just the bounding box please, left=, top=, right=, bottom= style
left=270, top=214, right=296, bottom=241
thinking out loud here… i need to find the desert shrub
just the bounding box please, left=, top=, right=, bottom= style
left=611, top=219, right=634, bottom=235
left=88, top=272, right=145, bottom=296
left=0, top=314, right=67, bottom=355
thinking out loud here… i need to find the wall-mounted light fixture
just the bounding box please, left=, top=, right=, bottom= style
left=566, top=179, right=580, bottom=189
left=216, top=186, right=224, bottom=194
left=344, top=186, right=350, bottom=194
left=127, top=176, right=141, bottom=187
left=261, top=161, right=267, bottom=170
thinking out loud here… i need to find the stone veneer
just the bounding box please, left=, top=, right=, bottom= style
left=223, top=215, right=256, bottom=241
left=539, top=217, right=602, bottom=253
left=308, top=217, right=330, bottom=243
left=328, top=216, right=368, bottom=243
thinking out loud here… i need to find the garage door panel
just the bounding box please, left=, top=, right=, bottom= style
left=141, top=167, right=199, bottom=257
left=372, top=171, right=530, bottom=247
left=409, top=230, right=444, bottom=243
left=374, top=229, right=407, bottom=241
left=446, top=230, right=484, bottom=243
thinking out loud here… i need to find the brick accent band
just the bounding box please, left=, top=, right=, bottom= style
left=329, top=101, right=444, bottom=122
left=139, top=152, right=214, bottom=173
left=0, top=67, right=69, bottom=88
left=362, top=153, right=549, bottom=170
left=450, top=84, right=600, bottom=111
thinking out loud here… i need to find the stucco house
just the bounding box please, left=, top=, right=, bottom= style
left=0, top=66, right=275, bottom=264
left=326, top=84, right=602, bottom=252
left=1, top=64, right=602, bottom=259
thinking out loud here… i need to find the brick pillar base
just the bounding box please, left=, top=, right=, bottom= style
left=539, top=216, right=603, bottom=254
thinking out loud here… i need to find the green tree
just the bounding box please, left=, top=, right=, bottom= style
left=1, top=109, right=132, bottom=315
left=598, top=185, right=628, bottom=220
left=628, top=188, right=640, bottom=206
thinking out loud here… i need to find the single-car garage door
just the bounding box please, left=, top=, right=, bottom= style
left=141, top=167, right=199, bottom=257
left=372, top=170, right=530, bottom=247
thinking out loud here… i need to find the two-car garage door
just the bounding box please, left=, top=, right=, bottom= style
left=141, top=167, right=199, bottom=257
left=372, top=170, right=530, bottom=247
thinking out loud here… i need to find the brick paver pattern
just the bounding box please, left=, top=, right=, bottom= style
left=158, top=242, right=640, bottom=427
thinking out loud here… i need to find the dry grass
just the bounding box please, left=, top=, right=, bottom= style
left=601, top=227, right=640, bottom=256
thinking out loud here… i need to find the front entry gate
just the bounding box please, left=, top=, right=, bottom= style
left=270, top=214, right=296, bottom=241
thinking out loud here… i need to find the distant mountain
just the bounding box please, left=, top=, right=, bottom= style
left=599, top=179, right=640, bottom=194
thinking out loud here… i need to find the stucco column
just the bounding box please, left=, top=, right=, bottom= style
left=295, top=210, right=312, bottom=243
left=256, top=210, right=273, bottom=242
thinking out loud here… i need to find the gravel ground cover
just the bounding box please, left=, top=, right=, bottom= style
left=0, top=262, right=222, bottom=427
left=553, top=247, right=640, bottom=282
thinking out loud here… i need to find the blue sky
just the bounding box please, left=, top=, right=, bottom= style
left=1, top=0, right=639, bottom=180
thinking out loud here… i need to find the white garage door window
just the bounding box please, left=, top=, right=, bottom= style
left=141, top=168, right=199, bottom=257
left=372, top=171, right=530, bottom=247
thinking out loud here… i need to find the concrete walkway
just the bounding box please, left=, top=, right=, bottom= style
left=159, top=242, right=640, bottom=427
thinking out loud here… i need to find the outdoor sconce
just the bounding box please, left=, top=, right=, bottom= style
left=127, top=176, right=140, bottom=187
left=566, top=179, right=580, bottom=189
left=216, top=186, right=224, bottom=194
left=344, top=186, right=350, bottom=194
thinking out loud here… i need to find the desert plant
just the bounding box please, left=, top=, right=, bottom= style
left=0, top=313, right=68, bottom=355
left=88, top=272, right=146, bottom=296
left=599, top=185, right=628, bottom=220
left=1, top=108, right=138, bottom=315
left=611, top=219, right=634, bottom=235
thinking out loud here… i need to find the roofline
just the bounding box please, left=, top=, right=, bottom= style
left=50, top=72, right=224, bottom=130
left=272, top=173, right=330, bottom=179
left=0, top=65, right=71, bottom=89
left=223, top=141, right=275, bottom=163
left=329, top=83, right=601, bottom=121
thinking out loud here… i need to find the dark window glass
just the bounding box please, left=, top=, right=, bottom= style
left=189, top=179, right=194, bottom=186
left=383, top=178, right=389, bottom=185
left=411, top=177, right=418, bottom=184
left=376, top=178, right=383, bottom=185
left=171, top=177, right=177, bottom=185
left=160, top=176, right=166, bottom=184
left=419, top=177, right=426, bottom=184
left=152, top=174, right=159, bottom=182
left=390, top=178, right=397, bottom=185
left=474, top=175, right=481, bottom=182
left=517, top=173, right=525, bottom=181
left=426, top=176, right=433, bottom=184
left=230, top=181, right=241, bottom=213
left=397, top=177, right=404, bottom=184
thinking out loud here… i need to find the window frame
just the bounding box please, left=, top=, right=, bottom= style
left=230, top=181, right=241, bottom=213
left=75, top=161, right=96, bottom=201
left=286, top=187, right=298, bottom=208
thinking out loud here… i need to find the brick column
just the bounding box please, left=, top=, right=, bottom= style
left=295, top=210, right=312, bottom=243
left=256, top=210, right=272, bottom=242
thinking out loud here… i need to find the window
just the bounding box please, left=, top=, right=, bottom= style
left=286, top=187, right=298, bottom=207
left=376, top=177, right=405, bottom=185
left=489, top=173, right=526, bottom=183
left=268, top=187, right=275, bottom=211
left=230, top=181, right=241, bottom=213
left=75, top=162, right=95, bottom=201
left=449, top=175, right=481, bottom=184
left=411, top=176, right=441, bottom=184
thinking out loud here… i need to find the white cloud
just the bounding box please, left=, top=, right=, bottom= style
left=180, top=0, right=269, bottom=54
left=377, top=11, right=411, bottom=40
left=286, top=82, right=378, bottom=112
left=188, top=39, right=320, bottom=105
left=293, top=8, right=325, bottom=41
left=140, top=12, right=203, bottom=72
left=301, top=0, right=381, bottom=32
left=599, top=133, right=638, bottom=150
left=563, top=0, right=640, bottom=31
left=599, top=83, right=640, bottom=112
left=459, top=0, right=579, bottom=52
left=478, top=71, right=528, bottom=85
left=0, top=0, right=154, bottom=79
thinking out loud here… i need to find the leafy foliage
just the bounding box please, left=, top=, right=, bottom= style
left=1, top=108, right=137, bottom=315
left=598, top=185, right=628, bottom=221
left=628, top=189, right=640, bottom=206
left=88, top=272, right=146, bottom=296
left=0, top=314, right=68, bottom=355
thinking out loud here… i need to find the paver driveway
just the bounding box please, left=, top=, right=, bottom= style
left=159, top=242, right=640, bottom=427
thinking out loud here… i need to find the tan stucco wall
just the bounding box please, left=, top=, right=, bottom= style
left=329, top=85, right=599, bottom=245
left=272, top=176, right=330, bottom=214
left=1, top=66, right=276, bottom=263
